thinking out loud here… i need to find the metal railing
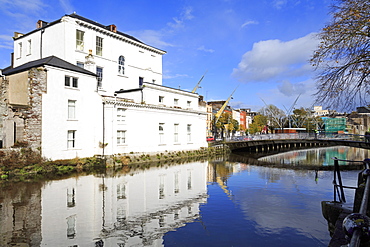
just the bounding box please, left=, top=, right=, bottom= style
left=331, top=158, right=370, bottom=247
left=224, top=132, right=370, bottom=142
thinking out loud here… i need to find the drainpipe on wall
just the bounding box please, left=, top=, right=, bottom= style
left=40, top=29, right=45, bottom=59
left=102, top=101, right=106, bottom=158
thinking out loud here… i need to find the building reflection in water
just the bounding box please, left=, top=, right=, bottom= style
left=38, top=161, right=208, bottom=246
left=0, top=182, right=42, bottom=246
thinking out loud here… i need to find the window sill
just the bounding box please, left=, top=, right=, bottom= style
left=67, top=119, right=78, bottom=121
left=64, top=87, right=79, bottom=90
left=158, top=144, right=166, bottom=146
left=75, top=49, right=86, bottom=54
left=117, top=74, right=128, bottom=78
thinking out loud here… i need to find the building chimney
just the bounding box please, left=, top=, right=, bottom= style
left=37, top=20, right=48, bottom=29
left=109, top=24, right=117, bottom=33
left=13, top=32, right=24, bottom=39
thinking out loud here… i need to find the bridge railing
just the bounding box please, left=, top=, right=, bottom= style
left=225, top=132, right=370, bottom=142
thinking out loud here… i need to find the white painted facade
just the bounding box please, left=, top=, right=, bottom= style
left=40, top=161, right=208, bottom=246
left=7, top=14, right=207, bottom=159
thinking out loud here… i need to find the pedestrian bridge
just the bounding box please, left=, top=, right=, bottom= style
left=213, top=133, right=370, bottom=153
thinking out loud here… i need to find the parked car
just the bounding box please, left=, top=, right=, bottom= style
left=206, top=136, right=215, bottom=142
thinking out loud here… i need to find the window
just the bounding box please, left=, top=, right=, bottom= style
left=117, top=108, right=126, bottom=123
left=174, top=124, right=179, bottom=143
left=96, top=36, right=103, bottom=56
left=174, top=172, right=179, bottom=193
left=139, top=77, right=144, bottom=87
left=117, top=130, right=126, bottom=145
left=18, top=42, right=22, bottom=58
left=159, top=123, right=164, bottom=144
left=174, top=99, right=179, bottom=105
left=97, top=67, right=103, bottom=88
left=187, top=101, right=191, bottom=108
left=67, top=130, right=76, bottom=148
left=159, top=96, right=164, bottom=103
left=76, top=62, right=84, bottom=68
left=187, top=124, right=191, bottom=142
left=65, top=76, right=78, bottom=88
left=118, top=56, right=125, bottom=74
left=117, top=183, right=126, bottom=199
left=27, top=40, right=31, bottom=55
left=76, top=30, right=84, bottom=51
left=68, top=100, right=76, bottom=119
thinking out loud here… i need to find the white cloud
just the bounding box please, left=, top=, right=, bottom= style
left=59, top=0, right=74, bottom=14
left=163, top=72, right=189, bottom=80
left=129, top=30, right=175, bottom=48
left=241, top=20, right=259, bottom=28
left=273, top=0, right=288, bottom=9
left=197, top=45, right=214, bottom=53
left=0, top=0, right=45, bottom=12
left=167, top=6, right=194, bottom=29
left=129, top=7, right=195, bottom=49
left=232, top=33, right=319, bottom=83
left=258, top=79, right=316, bottom=110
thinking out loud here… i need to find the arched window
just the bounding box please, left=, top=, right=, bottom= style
left=118, top=56, right=125, bottom=74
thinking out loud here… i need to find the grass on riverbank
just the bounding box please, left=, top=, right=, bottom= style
left=0, top=146, right=228, bottom=182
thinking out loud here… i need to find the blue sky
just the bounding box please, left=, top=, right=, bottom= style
left=0, top=0, right=333, bottom=112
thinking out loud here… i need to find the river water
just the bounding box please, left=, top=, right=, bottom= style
left=0, top=146, right=368, bottom=246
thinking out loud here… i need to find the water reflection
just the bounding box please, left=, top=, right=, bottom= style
left=258, top=146, right=370, bottom=166
left=0, top=148, right=365, bottom=246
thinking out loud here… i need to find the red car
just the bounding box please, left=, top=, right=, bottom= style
left=206, top=136, right=215, bottom=142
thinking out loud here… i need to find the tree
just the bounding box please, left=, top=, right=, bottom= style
left=311, top=0, right=370, bottom=111
left=248, top=114, right=267, bottom=134
left=291, top=107, right=324, bottom=131
left=259, top=104, right=286, bottom=129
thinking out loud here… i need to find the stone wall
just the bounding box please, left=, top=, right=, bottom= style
left=0, top=67, right=47, bottom=150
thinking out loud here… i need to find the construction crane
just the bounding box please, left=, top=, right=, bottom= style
left=214, top=87, right=238, bottom=124
left=192, top=70, right=207, bottom=93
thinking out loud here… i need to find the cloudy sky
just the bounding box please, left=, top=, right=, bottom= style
left=0, top=0, right=333, bottom=112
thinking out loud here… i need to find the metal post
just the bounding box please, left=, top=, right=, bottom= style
left=348, top=160, right=370, bottom=247
left=334, top=158, right=346, bottom=202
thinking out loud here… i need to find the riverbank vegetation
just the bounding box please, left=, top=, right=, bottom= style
left=0, top=146, right=228, bottom=182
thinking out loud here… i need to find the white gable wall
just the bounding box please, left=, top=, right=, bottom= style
left=41, top=66, right=102, bottom=160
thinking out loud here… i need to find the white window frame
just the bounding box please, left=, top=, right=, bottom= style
left=118, top=56, right=125, bottom=74
left=174, top=124, right=179, bottom=143
left=117, top=130, right=126, bottom=145
left=27, top=39, right=31, bottom=55
left=174, top=99, right=179, bottom=106
left=65, top=76, right=78, bottom=88
left=97, top=67, right=103, bottom=88
left=117, top=108, right=126, bottom=123
left=96, top=36, right=103, bottom=56
left=76, top=62, right=84, bottom=68
left=159, top=123, right=165, bottom=144
left=187, top=124, right=192, bottom=142
left=187, top=101, right=191, bottom=108
left=159, top=96, right=164, bottom=103
left=76, top=30, right=84, bottom=51
left=18, top=42, right=22, bottom=58
left=68, top=100, right=76, bottom=119
left=67, top=130, right=76, bottom=149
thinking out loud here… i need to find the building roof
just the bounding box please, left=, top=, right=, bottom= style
left=67, top=13, right=143, bottom=44
left=13, top=13, right=166, bottom=54
left=2, top=56, right=96, bottom=76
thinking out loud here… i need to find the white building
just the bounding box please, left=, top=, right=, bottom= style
left=1, top=14, right=207, bottom=160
